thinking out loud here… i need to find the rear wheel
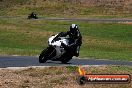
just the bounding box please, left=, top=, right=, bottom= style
left=35, top=16, right=38, bottom=19
left=61, top=54, right=72, bottom=64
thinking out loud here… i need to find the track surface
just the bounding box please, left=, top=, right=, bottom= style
left=1, top=16, right=132, bottom=23
left=0, top=56, right=131, bottom=68
left=40, top=18, right=132, bottom=23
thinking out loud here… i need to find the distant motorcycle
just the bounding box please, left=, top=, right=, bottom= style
left=28, top=12, right=38, bottom=19
left=39, top=33, right=74, bottom=64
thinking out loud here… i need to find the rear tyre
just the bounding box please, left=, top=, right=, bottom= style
left=35, top=16, right=38, bottom=19
left=61, top=55, right=72, bottom=64
left=39, top=49, right=48, bottom=63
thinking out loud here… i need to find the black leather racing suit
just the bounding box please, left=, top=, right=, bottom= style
left=52, top=30, right=82, bottom=57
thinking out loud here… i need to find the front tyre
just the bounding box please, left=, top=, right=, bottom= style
left=39, top=49, right=48, bottom=63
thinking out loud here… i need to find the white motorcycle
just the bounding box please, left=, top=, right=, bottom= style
left=39, top=33, right=73, bottom=64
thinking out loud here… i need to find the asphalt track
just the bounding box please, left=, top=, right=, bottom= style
left=1, top=16, right=132, bottom=23
left=40, top=18, right=132, bottom=23
left=0, top=56, right=131, bottom=68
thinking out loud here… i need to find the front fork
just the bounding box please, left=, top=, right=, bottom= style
left=46, top=46, right=56, bottom=60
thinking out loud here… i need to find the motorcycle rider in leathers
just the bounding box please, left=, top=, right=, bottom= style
left=51, top=24, right=82, bottom=57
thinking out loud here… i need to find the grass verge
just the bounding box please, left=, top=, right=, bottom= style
left=0, top=66, right=131, bottom=88
left=0, top=0, right=132, bottom=18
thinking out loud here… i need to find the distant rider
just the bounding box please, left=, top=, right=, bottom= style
left=28, top=12, right=38, bottom=19
left=30, top=12, right=35, bottom=17
left=51, top=24, right=82, bottom=57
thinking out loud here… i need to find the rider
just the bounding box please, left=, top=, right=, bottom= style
left=28, top=12, right=38, bottom=19
left=52, top=24, right=82, bottom=57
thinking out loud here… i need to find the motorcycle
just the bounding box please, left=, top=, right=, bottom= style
left=28, top=13, right=38, bottom=19
left=39, top=33, right=74, bottom=64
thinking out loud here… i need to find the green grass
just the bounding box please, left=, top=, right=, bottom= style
left=0, top=18, right=132, bottom=61
left=0, top=0, right=132, bottom=18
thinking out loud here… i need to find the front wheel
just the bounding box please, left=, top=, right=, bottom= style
left=39, top=49, right=48, bottom=63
